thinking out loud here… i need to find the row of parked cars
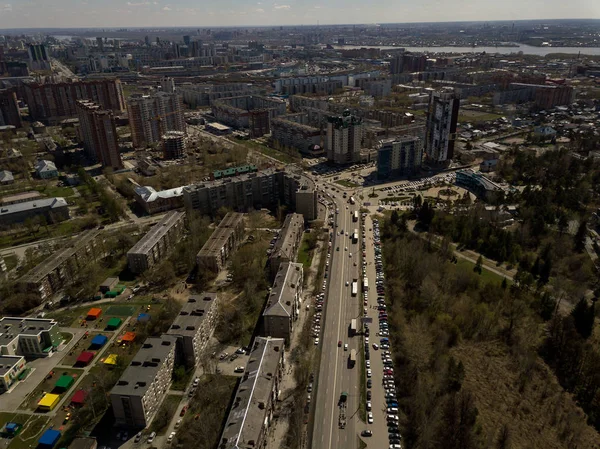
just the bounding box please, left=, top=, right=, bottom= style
left=374, top=218, right=403, bottom=449
left=313, top=237, right=333, bottom=345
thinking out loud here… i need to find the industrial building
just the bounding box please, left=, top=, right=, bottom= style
left=18, top=230, right=102, bottom=300
left=424, top=91, right=460, bottom=165
left=134, top=185, right=186, bottom=215
left=268, top=213, right=304, bottom=279
left=0, top=197, right=69, bottom=226
left=377, top=136, right=423, bottom=180
left=23, top=78, right=125, bottom=124
left=263, top=263, right=303, bottom=343
left=183, top=168, right=318, bottom=220
left=126, top=211, right=185, bottom=274
left=218, top=337, right=285, bottom=449
left=196, top=212, right=245, bottom=273
left=167, top=293, right=218, bottom=367
left=110, top=335, right=177, bottom=428
left=127, top=92, right=186, bottom=149
left=211, top=95, right=286, bottom=137
left=162, top=131, right=186, bottom=159
left=326, top=111, right=363, bottom=165
left=0, top=317, right=62, bottom=358
left=270, top=113, right=322, bottom=155
left=76, top=100, right=123, bottom=170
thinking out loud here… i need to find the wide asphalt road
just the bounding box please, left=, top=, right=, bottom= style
left=312, top=182, right=363, bottom=449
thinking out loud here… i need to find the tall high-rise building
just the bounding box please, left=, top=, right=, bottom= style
left=127, top=92, right=185, bottom=148
left=28, top=44, right=48, bottom=63
left=96, top=37, right=104, bottom=52
left=0, top=89, right=22, bottom=128
left=424, top=91, right=460, bottom=165
left=161, top=77, right=175, bottom=93
left=326, top=110, right=363, bottom=165
left=24, top=79, right=125, bottom=123
left=162, top=131, right=186, bottom=159
left=377, top=136, right=423, bottom=179
left=183, top=35, right=191, bottom=46
left=76, top=100, right=123, bottom=170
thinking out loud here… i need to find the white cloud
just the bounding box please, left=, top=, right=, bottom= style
left=274, top=4, right=290, bottom=9
left=255, top=8, right=264, bottom=12
left=162, top=5, right=171, bottom=10
left=2, top=3, right=12, bottom=11
left=126, top=1, right=150, bottom=6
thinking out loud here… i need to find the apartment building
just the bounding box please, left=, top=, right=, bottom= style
left=134, top=185, right=186, bottom=215
left=178, top=83, right=266, bottom=108
left=218, top=337, right=285, bottom=449
left=196, top=212, right=245, bottom=273
left=183, top=168, right=318, bottom=220
left=492, top=83, right=575, bottom=109
left=270, top=113, right=322, bottom=155
left=0, top=317, right=62, bottom=358
left=76, top=100, right=123, bottom=170
left=18, top=230, right=103, bottom=300
left=274, top=76, right=343, bottom=95
left=167, top=293, right=218, bottom=367
left=424, top=91, right=460, bottom=165
left=326, top=111, right=363, bottom=165
left=377, top=136, right=423, bottom=180
left=23, top=79, right=125, bottom=123
left=0, top=197, right=69, bottom=226
left=263, top=263, right=302, bottom=343
left=127, top=92, right=186, bottom=148
left=126, top=211, right=185, bottom=274
left=110, top=335, right=177, bottom=428
left=211, top=95, right=286, bottom=137
left=0, top=355, right=26, bottom=393
left=355, top=77, right=392, bottom=98
left=268, top=213, right=304, bottom=279
left=162, top=131, right=186, bottom=159
left=0, top=89, right=22, bottom=128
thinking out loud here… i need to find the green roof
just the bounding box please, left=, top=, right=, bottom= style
left=213, top=164, right=257, bottom=179
left=55, top=375, right=74, bottom=389
left=106, top=317, right=122, bottom=329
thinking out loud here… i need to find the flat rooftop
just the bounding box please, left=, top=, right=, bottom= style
left=270, top=214, right=304, bottom=262
left=110, top=335, right=177, bottom=398
left=167, top=293, right=217, bottom=337
left=0, top=197, right=67, bottom=217
left=19, top=230, right=100, bottom=284
left=197, top=212, right=244, bottom=258
left=0, top=354, right=24, bottom=376
left=127, top=211, right=185, bottom=257
left=219, top=337, right=285, bottom=449
left=184, top=167, right=283, bottom=194
left=0, top=191, right=42, bottom=205
left=0, top=317, right=57, bottom=347
left=264, top=263, right=302, bottom=318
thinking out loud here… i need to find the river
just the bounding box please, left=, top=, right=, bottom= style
left=332, top=44, right=600, bottom=56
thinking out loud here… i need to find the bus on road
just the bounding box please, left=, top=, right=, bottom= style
left=349, top=349, right=356, bottom=368
left=351, top=282, right=358, bottom=296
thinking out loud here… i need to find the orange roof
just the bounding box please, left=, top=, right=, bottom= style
left=86, top=308, right=102, bottom=319
left=122, top=332, right=136, bottom=342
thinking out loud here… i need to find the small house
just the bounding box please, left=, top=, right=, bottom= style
left=75, top=351, right=94, bottom=367
left=90, top=334, right=108, bottom=349
left=37, top=393, right=60, bottom=411
left=0, top=170, right=14, bottom=184
left=70, top=389, right=88, bottom=407
left=105, top=317, right=122, bottom=330
left=35, top=160, right=58, bottom=179
left=86, top=308, right=102, bottom=321
left=54, top=375, right=74, bottom=392
left=38, top=429, right=61, bottom=448
left=99, top=277, right=119, bottom=294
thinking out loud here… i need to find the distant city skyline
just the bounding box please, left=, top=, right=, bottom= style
left=0, top=0, right=599, bottom=29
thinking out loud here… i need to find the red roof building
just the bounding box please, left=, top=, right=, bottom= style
left=70, top=389, right=88, bottom=406
left=75, top=351, right=94, bottom=367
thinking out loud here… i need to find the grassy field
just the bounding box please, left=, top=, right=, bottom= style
left=458, top=110, right=504, bottom=123
left=3, top=254, right=18, bottom=270
left=0, top=413, right=50, bottom=449
left=297, top=238, right=315, bottom=270
left=456, top=258, right=510, bottom=286
left=229, top=138, right=297, bottom=164
left=150, top=394, right=181, bottom=435
left=35, top=185, right=75, bottom=198
left=335, top=179, right=360, bottom=188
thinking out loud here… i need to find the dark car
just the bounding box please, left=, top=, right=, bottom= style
left=360, top=430, right=373, bottom=437
left=367, top=379, right=372, bottom=388
left=367, top=391, right=372, bottom=400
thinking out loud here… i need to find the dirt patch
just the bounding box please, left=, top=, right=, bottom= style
left=452, top=341, right=600, bottom=449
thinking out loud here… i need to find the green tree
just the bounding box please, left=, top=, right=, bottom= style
left=474, top=255, right=483, bottom=275
left=574, top=219, right=588, bottom=253
left=571, top=297, right=594, bottom=339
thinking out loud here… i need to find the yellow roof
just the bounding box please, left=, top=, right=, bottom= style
left=103, top=354, right=118, bottom=365
left=38, top=393, right=60, bottom=407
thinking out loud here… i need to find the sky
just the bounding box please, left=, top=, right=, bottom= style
left=0, top=0, right=599, bottom=29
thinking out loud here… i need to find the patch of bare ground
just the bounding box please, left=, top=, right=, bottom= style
left=452, top=341, right=600, bottom=449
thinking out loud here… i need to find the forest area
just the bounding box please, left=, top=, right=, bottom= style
left=380, top=214, right=600, bottom=449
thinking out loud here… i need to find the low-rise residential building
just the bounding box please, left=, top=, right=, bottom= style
left=0, top=197, right=69, bottom=226
left=18, top=230, right=102, bottom=300
left=0, top=317, right=62, bottom=358
left=377, top=136, right=423, bottom=180
left=126, top=211, right=185, bottom=274
left=110, top=335, right=177, bottom=428
left=34, top=160, right=58, bottom=179
left=218, top=337, right=285, bottom=449
left=196, top=213, right=245, bottom=273
left=134, top=186, right=186, bottom=215
left=0, top=170, right=14, bottom=184
left=263, top=263, right=302, bottom=343
left=167, top=293, right=218, bottom=368
left=0, top=355, right=26, bottom=394
left=268, top=213, right=304, bottom=279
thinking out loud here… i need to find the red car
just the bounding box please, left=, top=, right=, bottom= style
left=180, top=406, right=188, bottom=417
left=338, top=340, right=342, bottom=347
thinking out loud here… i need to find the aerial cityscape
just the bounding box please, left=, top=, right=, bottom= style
left=0, top=10, right=599, bottom=449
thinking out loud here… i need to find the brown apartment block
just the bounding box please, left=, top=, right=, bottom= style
left=127, top=93, right=185, bottom=149
left=24, top=79, right=125, bottom=123
left=76, top=100, right=123, bottom=170
left=196, top=212, right=245, bottom=273
left=0, top=89, right=22, bottom=128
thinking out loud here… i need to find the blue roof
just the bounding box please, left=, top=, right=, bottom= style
left=5, top=422, right=18, bottom=431
left=137, top=313, right=151, bottom=322
left=90, top=334, right=108, bottom=346
left=38, top=429, right=61, bottom=447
